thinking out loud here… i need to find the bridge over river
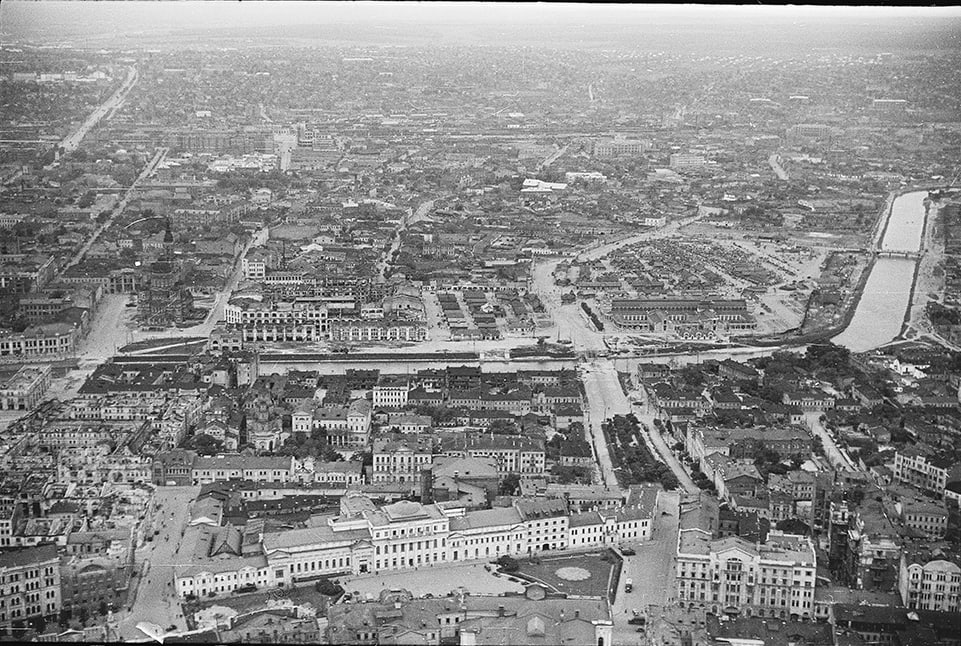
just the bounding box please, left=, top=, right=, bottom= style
left=832, top=190, right=929, bottom=352
left=831, top=247, right=921, bottom=260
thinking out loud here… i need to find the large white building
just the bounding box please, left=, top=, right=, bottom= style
left=372, top=377, right=410, bottom=408
left=0, top=364, right=51, bottom=411
left=568, top=506, right=654, bottom=549
left=223, top=297, right=329, bottom=342
left=894, top=448, right=953, bottom=497
left=370, top=432, right=548, bottom=486
left=593, top=137, right=651, bottom=157
left=0, top=323, right=79, bottom=361
left=675, top=529, right=817, bottom=620
left=241, top=255, right=267, bottom=281
left=0, top=544, right=61, bottom=630
left=899, top=548, right=961, bottom=613
left=371, top=435, right=435, bottom=486
left=173, top=490, right=660, bottom=597
left=669, top=153, right=709, bottom=169
left=291, top=399, right=372, bottom=449
left=191, top=455, right=295, bottom=485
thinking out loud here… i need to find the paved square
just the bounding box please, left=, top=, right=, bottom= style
left=339, top=562, right=525, bottom=599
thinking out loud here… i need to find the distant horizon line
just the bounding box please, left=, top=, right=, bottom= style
left=3, top=1, right=961, bottom=46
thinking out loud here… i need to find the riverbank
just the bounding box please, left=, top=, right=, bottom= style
left=752, top=188, right=930, bottom=352
left=746, top=252, right=877, bottom=349
left=897, top=197, right=933, bottom=341
left=833, top=189, right=932, bottom=352
left=900, top=197, right=949, bottom=343
left=871, top=189, right=899, bottom=250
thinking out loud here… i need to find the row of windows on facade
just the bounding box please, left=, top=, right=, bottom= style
left=908, top=571, right=960, bottom=582
left=0, top=590, right=57, bottom=607
left=0, top=603, right=57, bottom=622
left=678, top=590, right=812, bottom=604
left=679, top=581, right=815, bottom=594
left=678, top=572, right=813, bottom=582
left=0, top=567, right=55, bottom=583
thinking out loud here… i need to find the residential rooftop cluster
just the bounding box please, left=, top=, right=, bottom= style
left=0, top=9, right=960, bottom=646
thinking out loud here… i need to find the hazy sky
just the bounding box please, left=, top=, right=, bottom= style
left=3, top=2, right=960, bottom=46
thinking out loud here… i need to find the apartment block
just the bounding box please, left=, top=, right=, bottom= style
left=0, top=545, right=61, bottom=630
left=676, top=529, right=817, bottom=620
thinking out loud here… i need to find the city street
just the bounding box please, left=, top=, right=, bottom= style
left=114, top=486, right=199, bottom=641
left=60, top=146, right=168, bottom=278
left=804, top=412, right=858, bottom=471
left=581, top=361, right=631, bottom=493
left=611, top=491, right=680, bottom=646
left=42, top=293, right=138, bottom=402
left=60, top=65, right=138, bottom=153
left=528, top=212, right=707, bottom=353
left=115, top=225, right=268, bottom=346
left=529, top=259, right=606, bottom=352
left=78, top=294, right=135, bottom=366
left=379, top=196, right=444, bottom=279
left=629, top=386, right=700, bottom=495
left=581, top=359, right=697, bottom=497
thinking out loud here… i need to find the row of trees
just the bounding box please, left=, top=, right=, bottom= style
left=274, top=429, right=346, bottom=462
left=603, top=414, right=679, bottom=490
left=581, top=302, right=604, bottom=331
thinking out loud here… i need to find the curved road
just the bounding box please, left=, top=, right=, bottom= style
left=126, top=225, right=269, bottom=343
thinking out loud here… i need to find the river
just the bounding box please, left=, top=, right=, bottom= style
left=832, top=190, right=928, bottom=352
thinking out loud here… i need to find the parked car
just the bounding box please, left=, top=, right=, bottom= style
left=629, top=617, right=646, bottom=626
left=620, top=546, right=636, bottom=556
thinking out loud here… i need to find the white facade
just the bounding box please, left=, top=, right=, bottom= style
left=371, top=436, right=433, bottom=485
left=242, top=257, right=266, bottom=280
left=191, top=456, right=294, bottom=485
left=447, top=507, right=527, bottom=562
left=900, top=555, right=961, bottom=612
left=174, top=490, right=661, bottom=600
left=670, top=153, right=708, bottom=169
left=894, top=450, right=950, bottom=496
left=224, top=300, right=328, bottom=327
left=372, top=383, right=409, bottom=409
left=175, top=561, right=272, bottom=598
left=676, top=530, right=817, bottom=620
left=0, top=364, right=51, bottom=410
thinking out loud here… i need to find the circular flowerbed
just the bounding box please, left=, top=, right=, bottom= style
left=555, top=566, right=591, bottom=581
